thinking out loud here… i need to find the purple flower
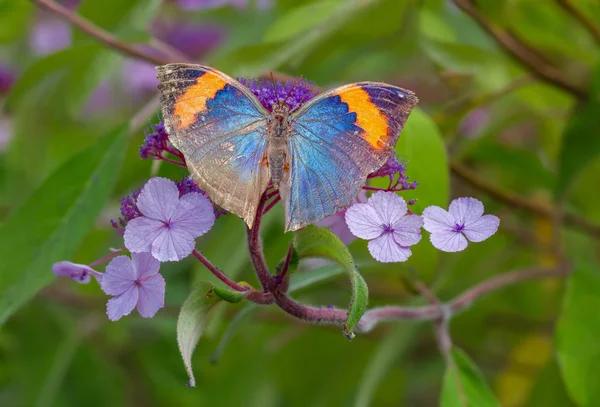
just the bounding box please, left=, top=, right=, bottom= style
left=52, top=261, right=102, bottom=284
left=29, top=16, right=71, bottom=55
left=152, top=22, right=225, bottom=60
left=101, top=252, right=165, bottom=321
left=422, top=197, right=500, bottom=252
left=124, top=177, right=216, bottom=262
left=317, top=190, right=367, bottom=245
left=238, top=78, right=316, bottom=112
left=0, top=64, right=16, bottom=95
left=345, top=191, right=423, bottom=263
left=367, top=153, right=417, bottom=191
left=176, top=0, right=271, bottom=11
left=139, top=121, right=183, bottom=162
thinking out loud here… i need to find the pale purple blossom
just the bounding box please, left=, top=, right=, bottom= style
left=101, top=252, right=165, bottom=321
left=345, top=191, right=423, bottom=263
left=29, top=16, right=71, bottom=55
left=317, top=190, right=367, bottom=245
left=422, top=197, right=500, bottom=252
left=52, top=261, right=102, bottom=284
left=124, top=177, right=215, bottom=262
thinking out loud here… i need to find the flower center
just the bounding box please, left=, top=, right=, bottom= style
left=453, top=223, right=465, bottom=232
left=382, top=224, right=394, bottom=233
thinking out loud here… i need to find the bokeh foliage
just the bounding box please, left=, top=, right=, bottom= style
left=1, top=0, right=599, bottom=406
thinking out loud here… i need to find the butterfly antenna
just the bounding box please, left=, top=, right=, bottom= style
left=282, top=74, right=304, bottom=107
left=269, top=72, right=279, bottom=103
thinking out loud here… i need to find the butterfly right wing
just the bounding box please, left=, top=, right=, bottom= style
left=156, top=64, right=270, bottom=228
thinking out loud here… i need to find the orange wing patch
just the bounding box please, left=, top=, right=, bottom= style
left=338, top=86, right=389, bottom=149
left=173, top=71, right=228, bottom=130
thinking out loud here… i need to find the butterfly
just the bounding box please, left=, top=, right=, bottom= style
left=156, top=64, right=418, bottom=232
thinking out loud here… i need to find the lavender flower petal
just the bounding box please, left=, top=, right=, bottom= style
left=448, top=197, right=484, bottom=227
left=136, top=273, right=166, bottom=318
left=151, top=227, right=195, bottom=262
left=124, top=216, right=166, bottom=254
left=106, top=285, right=139, bottom=321
left=345, top=203, right=383, bottom=240
left=422, top=206, right=455, bottom=233
left=136, top=177, right=180, bottom=221
left=52, top=261, right=98, bottom=284
left=171, top=193, right=216, bottom=237
left=367, top=191, right=407, bottom=225
left=101, top=256, right=136, bottom=295
left=429, top=230, right=468, bottom=253
left=463, top=214, right=500, bottom=243
left=368, top=234, right=412, bottom=263
left=131, top=252, right=160, bottom=279
left=392, top=215, right=423, bottom=246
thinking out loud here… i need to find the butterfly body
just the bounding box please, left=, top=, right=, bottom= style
left=156, top=64, right=418, bottom=232
left=267, top=102, right=291, bottom=188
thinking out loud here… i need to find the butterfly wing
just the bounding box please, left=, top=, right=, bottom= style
left=281, top=82, right=418, bottom=232
left=156, top=64, right=270, bottom=228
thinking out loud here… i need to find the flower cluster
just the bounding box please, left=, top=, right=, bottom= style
left=238, top=78, right=317, bottom=112
left=139, top=121, right=185, bottom=165
left=62, top=177, right=217, bottom=320
left=345, top=193, right=499, bottom=261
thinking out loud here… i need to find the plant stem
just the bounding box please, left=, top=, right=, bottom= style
left=451, top=0, right=586, bottom=99
left=192, top=249, right=247, bottom=292
left=88, top=248, right=123, bottom=268
left=247, top=192, right=275, bottom=291
left=34, top=0, right=185, bottom=66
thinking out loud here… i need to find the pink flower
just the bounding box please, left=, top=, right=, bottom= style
left=52, top=261, right=102, bottom=284
left=422, top=197, right=499, bottom=252
left=101, top=252, right=165, bottom=321
left=345, top=191, right=423, bottom=263
left=124, top=177, right=216, bottom=262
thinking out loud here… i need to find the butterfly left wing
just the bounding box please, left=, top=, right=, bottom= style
left=281, top=82, right=418, bottom=232
left=156, top=64, right=271, bottom=228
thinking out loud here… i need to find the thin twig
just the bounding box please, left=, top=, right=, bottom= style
left=451, top=0, right=586, bottom=99
left=192, top=249, right=247, bottom=292
left=556, top=0, right=600, bottom=46
left=247, top=192, right=275, bottom=292
left=34, top=0, right=185, bottom=66
left=451, top=161, right=600, bottom=239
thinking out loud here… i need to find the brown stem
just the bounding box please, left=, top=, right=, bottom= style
left=34, top=0, right=186, bottom=66
left=276, top=266, right=567, bottom=332
left=556, top=0, right=600, bottom=46
left=451, top=0, right=586, bottom=99
left=451, top=161, right=600, bottom=239
left=246, top=192, right=275, bottom=291
left=192, top=249, right=247, bottom=292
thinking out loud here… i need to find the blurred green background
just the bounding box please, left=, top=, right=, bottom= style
left=1, top=0, right=600, bottom=406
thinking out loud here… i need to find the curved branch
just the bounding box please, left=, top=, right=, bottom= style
left=34, top=0, right=186, bottom=66
left=556, top=0, right=600, bottom=47
left=451, top=161, right=600, bottom=239
left=273, top=266, right=568, bottom=333
left=451, top=0, right=586, bottom=99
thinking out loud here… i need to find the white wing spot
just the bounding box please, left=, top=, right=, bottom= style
left=397, top=92, right=404, bottom=98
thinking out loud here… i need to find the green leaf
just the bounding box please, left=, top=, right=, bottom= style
left=556, top=64, right=600, bottom=197
left=354, top=323, right=421, bottom=407
left=441, top=348, right=501, bottom=407
left=6, top=44, right=120, bottom=118
left=0, top=0, right=32, bottom=43
left=0, top=126, right=128, bottom=325
left=177, top=282, right=225, bottom=387
left=293, top=225, right=368, bottom=339
left=556, top=263, right=600, bottom=407
left=262, top=0, right=342, bottom=43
